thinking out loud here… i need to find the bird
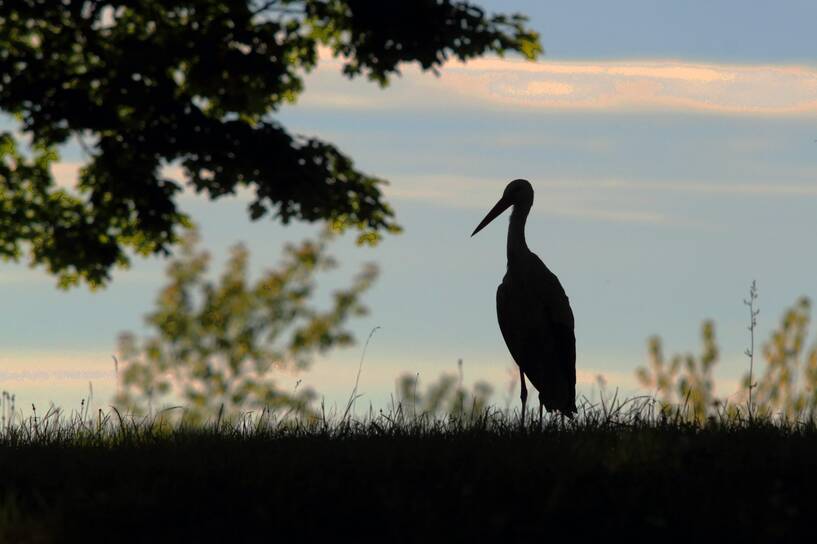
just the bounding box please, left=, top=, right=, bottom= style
left=471, top=179, right=576, bottom=426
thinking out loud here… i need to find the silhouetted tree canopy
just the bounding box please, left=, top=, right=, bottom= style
left=0, top=1, right=541, bottom=287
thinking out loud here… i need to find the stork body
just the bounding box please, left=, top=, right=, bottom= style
left=472, top=179, right=576, bottom=426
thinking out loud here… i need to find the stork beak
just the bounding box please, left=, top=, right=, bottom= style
left=471, top=196, right=512, bottom=236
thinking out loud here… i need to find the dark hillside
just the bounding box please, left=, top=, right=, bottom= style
left=1, top=414, right=816, bottom=541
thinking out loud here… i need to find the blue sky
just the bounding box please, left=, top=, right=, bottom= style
left=485, top=0, right=817, bottom=62
left=2, top=1, right=817, bottom=414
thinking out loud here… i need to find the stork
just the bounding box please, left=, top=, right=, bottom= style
left=471, top=179, right=576, bottom=426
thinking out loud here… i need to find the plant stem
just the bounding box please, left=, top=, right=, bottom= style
left=744, top=280, right=759, bottom=414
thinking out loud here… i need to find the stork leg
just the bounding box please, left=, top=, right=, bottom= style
left=519, top=368, right=528, bottom=428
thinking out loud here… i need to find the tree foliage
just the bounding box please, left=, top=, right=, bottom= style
left=0, top=0, right=541, bottom=287
left=113, top=227, right=377, bottom=422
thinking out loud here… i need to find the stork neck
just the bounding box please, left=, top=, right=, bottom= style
left=507, top=204, right=530, bottom=261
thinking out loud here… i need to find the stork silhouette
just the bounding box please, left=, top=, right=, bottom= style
left=471, top=179, right=576, bottom=426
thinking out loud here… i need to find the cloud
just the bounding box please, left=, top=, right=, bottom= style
left=0, top=350, right=114, bottom=367
left=382, top=174, right=817, bottom=228
left=260, top=349, right=645, bottom=403
left=562, top=179, right=817, bottom=196
left=386, top=180, right=673, bottom=224
left=521, top=80, right=574, bottom=96
left=0, top=369, right=114, bottom=382
left=46, top=155, right=816, bottom=230
left=386, top=174, right=817, bottom=201
left=50, top=162, right=187, bottom=190
left=383, top=175, right=684, bottom=226
left=442, top=59, right=817, bottom=114
left=51, top=161, right=83, bottom=189
left=49, top=158, right=814, bottom=229
left=308, top=49, right=817, bottom=115
left=452, top=58, right=738, bottom=82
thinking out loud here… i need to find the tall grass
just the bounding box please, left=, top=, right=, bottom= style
left=2, top=390, right=815, bottom=447
left=2, top=392, right=817, bottom=541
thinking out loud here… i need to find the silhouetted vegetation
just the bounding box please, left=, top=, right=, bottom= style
left=395, top=360, right=493, bottom=418
left=113, top=227, right=376, bottom=423
left=0, top=0, right=541, bottom=287
left=637, top=285, right=817, bottom=421
left=636, top=319, right=719, bottom=418
left=747, top=296, right=817, bottom=416
left=1, top=399, right=817, bottom=541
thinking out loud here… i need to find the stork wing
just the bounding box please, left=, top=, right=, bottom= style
left=533, top=258, right=577, bottom=414
left=533, top=256, right=574, bottom=330
left=496, top=281, right=526, bottom=367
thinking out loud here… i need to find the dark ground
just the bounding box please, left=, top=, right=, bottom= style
left=2, top=419, right=817, bottom=542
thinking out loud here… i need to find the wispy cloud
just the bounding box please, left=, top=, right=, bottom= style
left=48, top=160, right=817, bottom=229
left=0, top=350, right=115, bottom=370
left=309, top=49, right=817, bottom=115
left=50, top=162, right=187, bottom=190
left=385, top=174, right=817, bottom=200
left=528, top=178, right=817, bottom=197
left=383, top=174, right=817, bottom=227
left=383, top=175, right=685, bottom=226
left=267, top=350, right=643, bottom=400
left=0, top=369, right=114, bottom=382
left=442, top=58, right=817, bottom=114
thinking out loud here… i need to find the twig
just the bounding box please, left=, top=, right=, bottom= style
left=342, top=326, right=380, bottom=422
left=744, top=280, right=759, bottom=415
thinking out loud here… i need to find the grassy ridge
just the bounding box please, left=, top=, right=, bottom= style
left=1, top=404, right=816, bottom=542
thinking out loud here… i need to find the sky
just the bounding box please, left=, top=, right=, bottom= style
left=2, top=0, right=817, bottom=415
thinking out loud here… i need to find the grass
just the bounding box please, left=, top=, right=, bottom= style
left=1, top=397, right=817, bottom=542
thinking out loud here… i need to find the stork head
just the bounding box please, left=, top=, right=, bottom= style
left=471, top=179, right=533, bottom=236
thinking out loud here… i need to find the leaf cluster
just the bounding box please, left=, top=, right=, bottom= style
left=113, top=227, right=377, bottom=423
left=0, top=0, right=541, bottom=287
left=748, top=297, right=817, bottom=418
left=637, top=296, right=817, bottom=421
left=636, top=320, right=719, bottom=420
